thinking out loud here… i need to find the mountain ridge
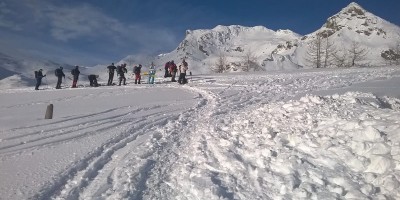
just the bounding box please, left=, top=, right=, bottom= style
left=143, top=2, right=399, bottom=73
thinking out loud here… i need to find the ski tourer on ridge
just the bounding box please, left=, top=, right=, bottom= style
left=107, top=63, right=117, bottom=86
left=117, top=63, right=127, bottom=86
left=55, top=66, right=65, bottom=89
left=178, top=59, right=188, bottom=84
left=148, top=63, right=156, bottom=84
left=71, top=65, right=80, bottom=88
left=34, top=69, right=46, bottom=90
left=133, top=64, right=142, bottom=84
left=88, top=74, right=99, bottom=87
left=169, top=60, right=178, bottom=82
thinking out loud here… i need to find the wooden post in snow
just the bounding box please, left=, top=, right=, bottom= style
left=45, top=104, right=53, bottom=119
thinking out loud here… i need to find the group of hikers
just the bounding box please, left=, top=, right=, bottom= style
left=34, top=59, right=189, bottom=90
left=106, top=63, right=139, bottom=86
left=35, top=65, right=97, bottom=90
left=163, top=60, right=189, bottom=84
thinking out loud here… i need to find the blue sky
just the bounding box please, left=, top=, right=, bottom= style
left=0, top=0, right=399, bottom=66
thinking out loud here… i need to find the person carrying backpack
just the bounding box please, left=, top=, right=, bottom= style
left=88, top=74, right=99, bottom=87
left=169, top=60, right=177, bottom=82
left=164, top=61, right=170, bottom=78
left=71, top=65, right=80, bottom=88
left=178, top=59, right=188, bottom=84
left=55, top=66, right=65, bottom=89
left=133, top=64, right=142, bottom=84
left=117, top=63, right=128, bottom=86
left=34, top=69, right=46, bottom=90
left=148, top=63, right=156, bottom=84
left=107, top=63, right=117, bottom=86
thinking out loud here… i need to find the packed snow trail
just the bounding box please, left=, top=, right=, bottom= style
left=1, top=67, right=400, bottom=199
left=49, top=86, right=217, bottom=200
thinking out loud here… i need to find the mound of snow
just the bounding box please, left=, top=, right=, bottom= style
left=169, top=91, right=400, bottom=199
left=263, top=54, right=303, bottom=70
left=0, top=74, right=35, bottom=89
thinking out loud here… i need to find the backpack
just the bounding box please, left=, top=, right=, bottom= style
left=34, top=71, right=38, bottom=78
left=134, top=66, right=140, bottom=74
left=117, top=66, right=123, bottom=74
left=55, top=69, right=59, bottom=76
left=71, top=69, right=75, bottom=75
left=169, top=64, right=177, bottom=72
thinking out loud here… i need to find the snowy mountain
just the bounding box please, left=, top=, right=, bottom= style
left=121, top=2, right=400, bottom=74
left=120, top=25, right=301, bottom=74
left=275, top=2, right=400, bottom=68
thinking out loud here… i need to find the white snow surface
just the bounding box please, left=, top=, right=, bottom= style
left=1, top=66, right=400, bottom=200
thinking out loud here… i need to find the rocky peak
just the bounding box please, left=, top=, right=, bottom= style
left=324, top=2, right=368, bottom=29
left=318, top=2, right=393, bottom=38
left=339, top=2, right=366, bottom=17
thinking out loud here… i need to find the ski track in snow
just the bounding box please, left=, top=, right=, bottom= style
left=1, top=67, right=400, bottom=199
left=49, top=106, right=194, bottom=199
left=49, top=92, right=211, bottom=200
left=0, top=86, right=198, bottom=200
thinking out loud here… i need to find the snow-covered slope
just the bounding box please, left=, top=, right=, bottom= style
left=290, top=2, right=400, bottom=68
left=1, top=66, right=400, bottom=199
left=169, top=25, right=301, bottom=73
left=263, top=54, right=303, bottom=71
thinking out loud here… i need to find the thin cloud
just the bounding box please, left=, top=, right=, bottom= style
left=0, top=0, right=180, bottom=65
left=45, top=4, right=122, bottom=42
left=44, top=3, right=178, bottom=52
left=0, top=2, right=22, bottom=31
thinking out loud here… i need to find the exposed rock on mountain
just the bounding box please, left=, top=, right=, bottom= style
left=290, top=2, right=400, bottom=68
